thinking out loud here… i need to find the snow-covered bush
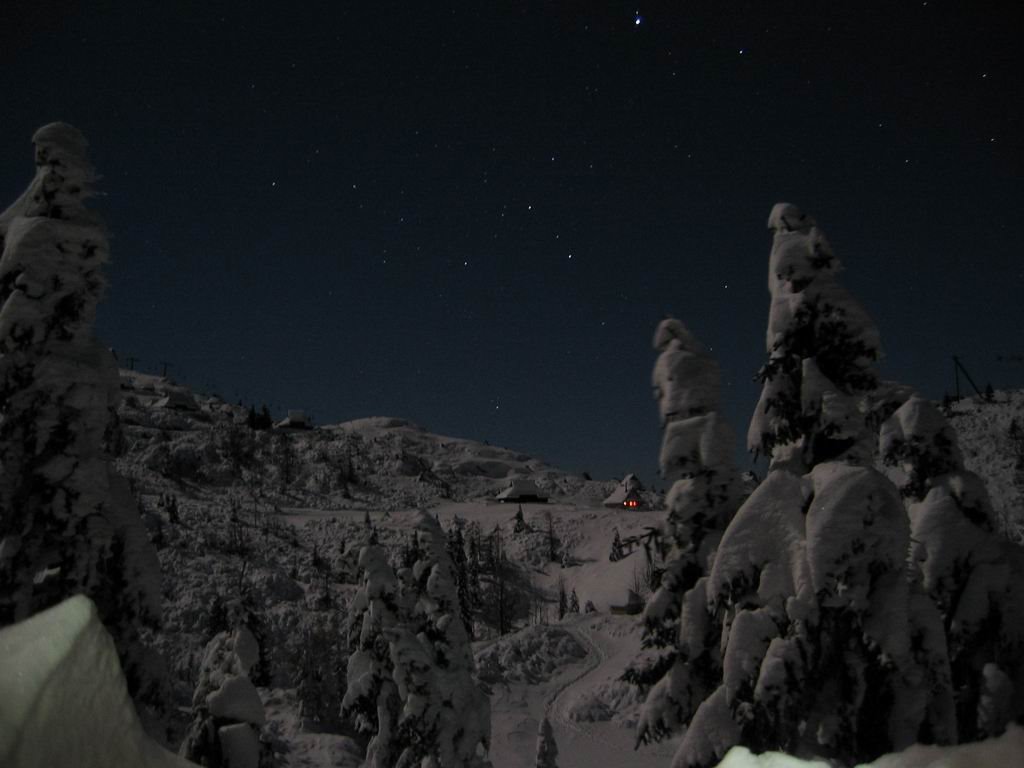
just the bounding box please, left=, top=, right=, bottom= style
left=474, top=624, right=586, bottom=685
left=0, top=123, right=166, bottom=733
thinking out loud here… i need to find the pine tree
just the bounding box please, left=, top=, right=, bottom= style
left=465, top=521, right=483, bottom=621
left=881, top=395, right=1024, bottom=739
left=513, top=505, right=527, bottom=534
left=388, top=511, right=491, bottom=767
left=557, top=575, right=567, bottom=620
left=0, top=123, right=166, bottom=733
left=180, top=608, right=267, bottom=768
left=535, top=716, right=559, bottom=768
left=640, top=204, right=931, bottom=767
left=609, top=528, right=624, bottom=562
left=545, top=510, right=558, bottom=562
left=342, top=545, right=404, bottom=768
left=568, top=589, right=579, bottom=614
left=295, top=610, right=345, bottom=733
left=628, top=318, right=740, bottom=744
left=273, top=432, right=298, bottom=488
left=447, top=523, right=474, bottom=639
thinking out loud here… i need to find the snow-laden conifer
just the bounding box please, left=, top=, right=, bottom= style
left=881, top=395, right=1024, bottom=739
left=341, top=544, right=404, bottom=768
left=388, top=510, right=491, bottom=768
left=643, top=204, right=933, bottom=767
left=180, top=609, right=267, bottom=768
left=629, top=319, right=739, bottom=747
left=0, top=123, right=165, bottom=730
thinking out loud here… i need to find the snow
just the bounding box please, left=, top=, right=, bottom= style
left=207, top=675, right=266, bottom=726
left=217, top=723, right=260, bottom=768
left=0, top=595, right=194, bottom=768
left=709, top=470, right=813, bottom=617
left=714, top=725, right=1024, bottom=768
left=805, top=462, right=908, bottom=614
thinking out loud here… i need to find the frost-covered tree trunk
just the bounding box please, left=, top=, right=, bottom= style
left=0, top=123, right=165, bottom=732
left=881, top=395, right=1024, bottom=740
left=628, top=319, right=739, bottom=746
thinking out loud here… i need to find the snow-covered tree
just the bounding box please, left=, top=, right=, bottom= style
left=568, top=588, right=579, bottom=614
left=513, top=505, right=527, bottom=534
left=343, top=513, right=491, bottom=768
left=342, top=544, right=404, bottom=768
left=535, top=716, right=558, bottom=768
left=295, top=611, right=346, bottom=733
left=0, top=123, right=165, bottom=731
left=388, top=510, right=491, bottom=767
left=628, top=319, right=740, bottom=743
left=609, top=528, right=624, bottom=562
left=446, top=523, right=474, bottom=639
left=180, top=611, right=268, bottom=768
left=697, top=204, right=920, bottom=765
left=881, top=395, right=1024, bottom=740
left=637, top=204, right=950, bottom=767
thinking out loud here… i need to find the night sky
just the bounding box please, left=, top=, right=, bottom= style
left=1, top=2, right=1021, bottom=484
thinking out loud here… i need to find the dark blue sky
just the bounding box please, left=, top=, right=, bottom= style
left=1, top=2, right=1021, bottom=484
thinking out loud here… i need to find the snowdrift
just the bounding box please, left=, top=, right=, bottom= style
left=0, top=595, right=195, bottom=768
left=714, top=724, right=1024, bottom=768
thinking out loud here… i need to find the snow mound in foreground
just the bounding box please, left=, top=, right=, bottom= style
left=0, top=595, right=195, bottom=768
left=474, top=624, right=586, bottom=685
left=714, top=724, right=1024, bottom=768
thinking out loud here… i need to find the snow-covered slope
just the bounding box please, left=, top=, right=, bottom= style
left=115, top=369, right=615, bottom=510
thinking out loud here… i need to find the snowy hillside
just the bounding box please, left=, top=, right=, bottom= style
left=115, top=369, right=617, bottom=511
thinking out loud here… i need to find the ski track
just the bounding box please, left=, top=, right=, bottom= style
left=543, top=616, right=678, bottom=766
left=546, top=616, right=605, bottom=736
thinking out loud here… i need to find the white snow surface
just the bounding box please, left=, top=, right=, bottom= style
left=0, top=595, right=195, bottom=768
left=716, top=725, right=1024, bottom=768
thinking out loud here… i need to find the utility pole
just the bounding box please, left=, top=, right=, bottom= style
left=952, top=356, right=984, bottom=399
left=159, top=360, right=172, bottom=378
left=125, top=355, right=140, bottom=371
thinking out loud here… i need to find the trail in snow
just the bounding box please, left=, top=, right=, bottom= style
left=546, top=616, right=605, bottom=736
left=540, top=614, right=677, bottom=767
